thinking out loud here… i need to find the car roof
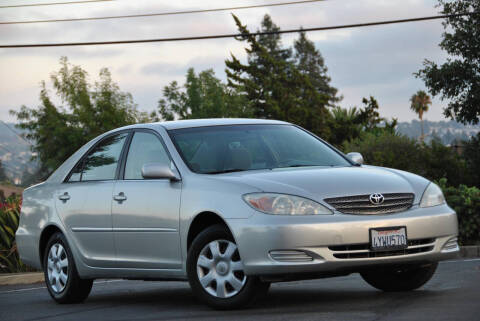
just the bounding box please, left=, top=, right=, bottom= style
left=145, top=118, right=290, bottom=130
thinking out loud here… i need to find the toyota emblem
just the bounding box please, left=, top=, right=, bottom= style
left=369, top=193, right=384, bottom=205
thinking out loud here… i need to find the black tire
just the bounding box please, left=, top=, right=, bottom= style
left=360, top=262, right=438, bottom=292
left=43, top=232, right=93, bottom=303
left=187, top=224, right=270, bottom=310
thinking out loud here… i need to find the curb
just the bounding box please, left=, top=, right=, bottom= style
left=459, top=245, right=480, bottom=258
left=0, top=272, right=44, bottom=286
left=1, top=246, right=478, bottom=286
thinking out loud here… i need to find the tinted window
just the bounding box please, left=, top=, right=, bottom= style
left=69, top=133, right=128, bottom=182
left=170, top=125, right=351, bottom=174
left=124, top=132, right=171, bottom=179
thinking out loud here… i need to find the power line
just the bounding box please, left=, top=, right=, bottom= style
left=0, top=0, right=114, bottom=9
left=0, top=13, right=476, bottom=48
left=0, top=121, right=32, bottom=145
left=0, top=0, right=326, bottom=25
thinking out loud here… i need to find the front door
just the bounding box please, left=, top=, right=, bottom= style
left=112, top=130, right=182, bottom=269
left=56, top=132, right=129, bottom=268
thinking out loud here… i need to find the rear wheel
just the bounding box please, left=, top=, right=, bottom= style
left=360, top=262, right=438, bottom=292
left=43, top=232, right=93, bottom=303
left=187, top=224, right=270, bottom=309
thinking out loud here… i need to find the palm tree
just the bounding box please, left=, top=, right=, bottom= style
left=410, top=90, right=432, bottom=141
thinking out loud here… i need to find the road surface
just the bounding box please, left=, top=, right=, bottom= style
left=1, top=259, right=479, bottom=321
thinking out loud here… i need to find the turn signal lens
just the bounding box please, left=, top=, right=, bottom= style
left=243, top=193, right=332, bottom=215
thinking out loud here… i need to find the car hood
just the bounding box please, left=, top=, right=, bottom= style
left=212, top=166, right=430, bottom=205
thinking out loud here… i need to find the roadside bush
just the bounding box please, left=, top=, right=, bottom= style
left=463, top=133, right=480, bottom=187
left=343, top=132, right=424, bottom=173
left=437, top=178, right=480, bottom=245
left=343, top=132, right=468, bottom=186
left=0, top=196, right=32, bottom=273
left=421, top=139, right=468, bottom=187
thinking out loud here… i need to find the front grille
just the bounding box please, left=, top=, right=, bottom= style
left=328, top=238, right=435, bottom=259
left=324, top=193, right=414, bottom=215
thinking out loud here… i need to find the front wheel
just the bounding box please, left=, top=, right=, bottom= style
left=187, top=225, right=270, bottom=310
left=360, top=262, right=438, bottom=292
left=43, top=232, right=93, bottom=303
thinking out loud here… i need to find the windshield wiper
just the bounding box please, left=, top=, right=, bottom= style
left=203, top=168, right=247, bottom=174
left=276, top=164, right=339, bottom=169
left=279, top=164, right=323, bottom=168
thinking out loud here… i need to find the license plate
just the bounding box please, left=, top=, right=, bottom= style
left=370, top=226, right=407, bottom=251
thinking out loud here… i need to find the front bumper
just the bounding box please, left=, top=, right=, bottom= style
left=227, top=204, right=458, bottom=276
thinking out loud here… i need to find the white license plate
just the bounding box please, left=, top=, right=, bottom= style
left=370, top=227, right=407, bottom=251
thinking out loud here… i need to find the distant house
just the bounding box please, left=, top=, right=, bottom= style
left=0, top=184, right=23, bottom=201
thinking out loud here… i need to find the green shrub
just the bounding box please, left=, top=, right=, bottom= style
left=343, top=132, right=468, bottom=187
left=437, top=178, right=480, bottom=245
left=0, top=196, right=33, bottom=273
left=343, top=132, right=424, bottom=174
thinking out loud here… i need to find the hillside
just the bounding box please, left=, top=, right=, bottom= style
left=0, top=122, right=37, bottom=184
left=396, top=120, right=480, bottom=145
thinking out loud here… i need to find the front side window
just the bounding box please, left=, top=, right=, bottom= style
left=124, top=132, right=171, bottom=179
left=68, top=132, right=128, bottom=182
left=169, top=125, right=351, bottom=174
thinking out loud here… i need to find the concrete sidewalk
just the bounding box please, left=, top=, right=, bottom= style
left=0, top=272, right=44, bottom=285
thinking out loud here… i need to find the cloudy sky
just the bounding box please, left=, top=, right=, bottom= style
left=0, top=0, right=450, bottom=123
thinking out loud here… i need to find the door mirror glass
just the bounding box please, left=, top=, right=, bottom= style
left=141, top=162, right=180, bottom=180
left=347, top=152, right=364, bottom=165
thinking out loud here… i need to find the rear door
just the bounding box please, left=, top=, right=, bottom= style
left=55, top=132, right=129, bottom=268
left=112, top=130, right=182, bottom=269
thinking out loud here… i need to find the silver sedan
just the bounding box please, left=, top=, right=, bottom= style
left=16, top=119, right=458, bottom=309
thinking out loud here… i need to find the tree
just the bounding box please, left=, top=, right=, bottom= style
left=225, top=14, right=331, bottom=138
left=294, top=30, right=340, bottom=107
left=256, top=14, right=292, bottom=62
left=328, top=107, right=363, bottom=146
left=328, top=97, right=397, bottom=146
left=158, top=68, right=251, bottom=120
left=415, top=0, right=480, bottom=124
left=0, top=160, right=8, bottom=182
left=463, top=132, right=480, bottom=186
left=10, top=57, right=151, bottom=174
left=409, top=90, right=432, bottom=141
left=357, top=96, right=397, bottom=134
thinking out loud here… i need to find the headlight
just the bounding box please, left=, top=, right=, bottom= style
left=420, top=183, right=445, bottom=208
left=243, top=193, right=332, bottom=215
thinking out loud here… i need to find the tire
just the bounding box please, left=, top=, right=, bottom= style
left=43, top=232, right=93, bottom=303
left=360, top=262, right=438, bottom=292
left=187, top=224, right=270, bottom=310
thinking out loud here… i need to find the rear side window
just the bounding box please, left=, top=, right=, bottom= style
left=68, top=133, right=128, bottom=182
left=124, top=132, right=171, bottom=180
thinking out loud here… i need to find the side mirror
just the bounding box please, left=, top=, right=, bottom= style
left=141, top=162, right=181, bottom=181
left=346, top=152, right=364, bottom=165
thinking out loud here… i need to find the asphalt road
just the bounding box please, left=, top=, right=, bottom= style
left=1, top=259, right=479, bottom=321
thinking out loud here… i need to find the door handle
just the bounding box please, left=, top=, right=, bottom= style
left=58, top=192, right=70, bottom=202
left=113, top=192, right=127, bottom=203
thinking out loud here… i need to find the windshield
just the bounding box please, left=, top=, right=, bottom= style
left=169, top=124, right=352, bottom=174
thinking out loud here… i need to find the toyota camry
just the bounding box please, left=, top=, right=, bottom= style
left=16, top=119, right=459, bottom=309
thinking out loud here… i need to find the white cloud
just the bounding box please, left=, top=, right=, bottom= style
left=0, top=0, right=448, bottom=123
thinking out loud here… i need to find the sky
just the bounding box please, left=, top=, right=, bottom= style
left=0, top=0, right=451, bottom=123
